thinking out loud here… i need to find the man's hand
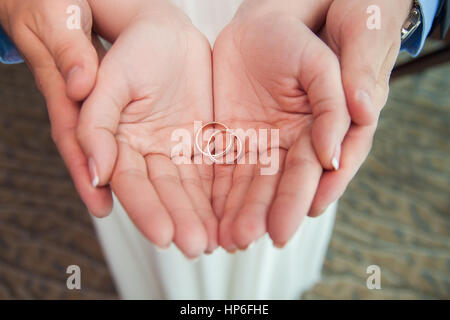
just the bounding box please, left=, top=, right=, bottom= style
left=0, top=0, right=112, bottom=217
left=77, top=1, right=217, bottom=258
left=309, top=0, right=413, bottom=216
left=212, top=1, right=350, bottom=251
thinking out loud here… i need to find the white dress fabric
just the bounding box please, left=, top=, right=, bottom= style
left=91, top=0, right=337, bottom=300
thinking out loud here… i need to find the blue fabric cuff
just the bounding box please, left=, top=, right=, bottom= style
left=401, top=0, right=441, bottom=57
left=0, top=25, right=23, bottom=64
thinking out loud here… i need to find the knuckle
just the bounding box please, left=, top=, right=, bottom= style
left=233, top=173, right=253, bottom=186
left=341, top=18, right=363, bottom=43
left=285, top=155, right=317, bottom=173
left=8, top=14, right=27, bottom=41
left=152, top=173, right=180, bottom=186
left=53, top=40, right=74, bottom=66
left=114, top=168, right=144, bottom=181
left=313, top=46, right=339, bottom=72
left=181, top=177, right=203, bottom=189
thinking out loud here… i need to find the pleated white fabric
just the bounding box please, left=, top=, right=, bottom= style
left=91, top=0, right=337, bottom=300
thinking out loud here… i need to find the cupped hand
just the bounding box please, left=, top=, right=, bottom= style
left=212, top=11, right=350, bottom=251
left=0, top=0, right=112, bottom=216
left=77, top=10, right=218, bottom=258
left=309, top=0, right=413, bottom=217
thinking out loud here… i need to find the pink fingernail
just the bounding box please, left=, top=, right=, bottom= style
left=186, top=255, right=200, bottom=262
left=88, top=158, right=99, bottom=187
left=273, top=242, right=286, bottom=249
left=332, top=144, right=341, bottom=171
left=355, top=90, right=373, bottom=109
left=311, top=207, right=327, bottom=217
left=65, top=65, right=81, bottom=84
left=155, top=245, right=170, bottom=253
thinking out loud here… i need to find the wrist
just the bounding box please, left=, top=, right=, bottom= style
left=234, top=0, right=333, bottom=30
left=88, top=0, right=193, bottom=41
left=136, top=2, right=193, bottom=30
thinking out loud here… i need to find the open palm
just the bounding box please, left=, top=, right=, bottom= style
left=77, top=18, right=217, bottom=258
left=213, top=12, right=350, bottom=251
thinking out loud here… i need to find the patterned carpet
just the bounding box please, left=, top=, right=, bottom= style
left=0, top=44, right=448, bottom=300
left=304, top=49, right=450, bottom=299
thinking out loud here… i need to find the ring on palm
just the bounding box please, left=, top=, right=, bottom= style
left=195, top=122, right=243, bottom=163
left=207, top=129, right=243, bottom=163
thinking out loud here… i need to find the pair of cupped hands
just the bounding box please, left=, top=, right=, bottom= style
left=1, top=0, right=412, bottom=258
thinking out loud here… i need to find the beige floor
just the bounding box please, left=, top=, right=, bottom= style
left=0, top=46, right=448, bottom=299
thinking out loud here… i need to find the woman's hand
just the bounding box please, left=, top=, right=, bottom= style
left=309, top=0, right=413, bottom=216
left=0, top=0, right=112, bottom=216
left=77, top=1, right=217, bottom=258
left=212, top=1, right=351, bottom=251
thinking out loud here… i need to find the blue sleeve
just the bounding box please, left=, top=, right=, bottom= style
left=0, top=25, right=23, bottom=64
left=401, top=0, right=441, bottom=57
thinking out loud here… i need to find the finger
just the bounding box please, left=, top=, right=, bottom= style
left=111, top=142, right=174, bottom=248
left=299, top=35, right=350, bottom=171
left=177, top=164, right=219, bottom=253
left=147, top=154, right=208, bottom=259
left=197, top=163, right=214, bottom=201
left=309, top=124, right=377, bottom=217
left=212, top=164, right=235, bottom=219
left=15, top=30, right=112, bottom=217
left=219, top=162, right=255, bottom=252
left=231, top=150, right=285, bottom=249
left=30, top=0, right=98, bottom=101
left=77, top=59, right=130, bottom=188
left=16, top=3, right=119, bottom=193
left=342, top=41, right=400, bottom=126
left=53, top=120, right=114, bottom=218
left=268, top=130, right=322, bottom=247
left=323, top=4, right=403, bottom=127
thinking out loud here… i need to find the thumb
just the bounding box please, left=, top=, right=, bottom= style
left=339, top=32, right=389, bottom=127
left=299, top=34, right=351, bottom=171
left=327, top=1, right=407, bottom=126
left=34, top=0, right=98, bottom=101
left=77, top=64, right=130, bottom=188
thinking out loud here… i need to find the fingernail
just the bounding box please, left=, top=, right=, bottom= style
left=65, top=65, right=81, bottom=84
left=226, top=243, right=238, bottom=254
left=186, top=255, right=200, bottom=262
left=355, top=90, right=373, bottom=109
left=205, top=246, right=217, bottom=255
left=273, top=242, right=286, bottom=249
left=311, top=207, right=326, bottom=217
left=332, top=144, right=341, bottom=171
left=88, top=158, right=99, bottom=187
left=242, top=242, right=255, bottom=250
left=155, top=245, right=170, bottom=253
